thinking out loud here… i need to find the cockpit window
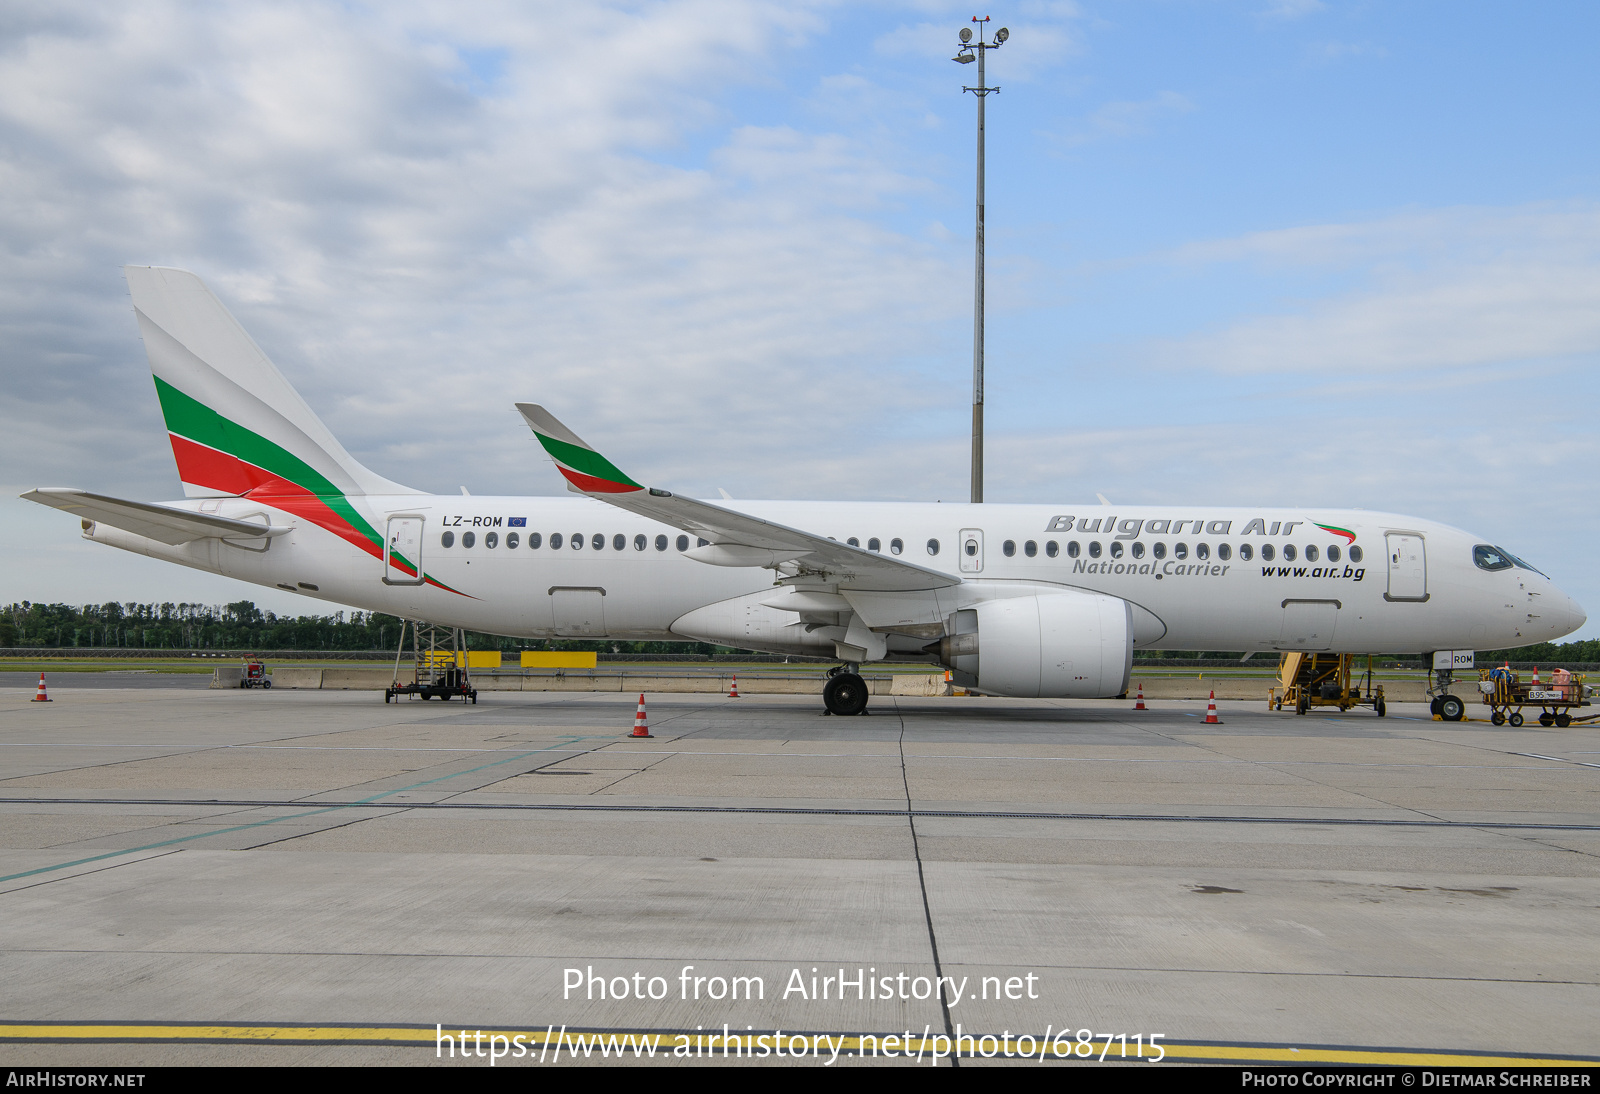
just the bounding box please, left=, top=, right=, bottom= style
left=1473, top=545, right=1513, bottom=572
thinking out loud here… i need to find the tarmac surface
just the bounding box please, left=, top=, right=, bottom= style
left=0, top=685, right=1596, bottom=1067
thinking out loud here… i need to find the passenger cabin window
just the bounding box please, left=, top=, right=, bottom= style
left=507, top=532, right=519, bottom=549
left=1195, top=543, right=1208, bottom=561
left=1217, top=543, right=1230, bottom=561
left=441, top=531, right=455, bottom=548
left=676, top=535, right=689, bottom=551
left=614, top=534, right=626, bottom=551
left=1024, top=540, right=1037, bottom=557
left=1066, top=541, right=1080, bottom=558
left=655, top=534, right=668, bottom=551
left=1003, top=540, right=1016, bottom=557
left=1045, top=541, right=1059, bottom=558
left=530, top=532, right=542, bottom=549
left=1261, top=544, right=1274, bottom=562
left=890, top=538, right=903, bottom=555
left=1109, top=542, right=1123, bottom=558
left=1305, top=544, right=1319, bottom=563
left=462, top=531, right=475, bottom=548
left=1474, top=545, right=1514, bottom=571
left=572, top=533, right=583, bottom=550
left=1283, top=544, right=1297, bottom=562
left=1327, top=545, right=1341, bottom=563
left=1239, top=543, right=1252, bottom=561
left=697, top=538, right=709, bottom=548
left=1349, top=545, right=1363, bottom=563
left=485, top=532, right=498, bottom=549
left=550, top=533, right=563, bottom=549
left=1088, top=541, right=1102, bottom=558
left=634, top=534, right=646, bottom=551
left=868, top=538, right=881, bottom=552
left=1174, top=543, right=1187, bottom=560
left=847, top=537, right=860, bottom=547
left=593, top=533, right=605, bottom=550
left=927, top=539, right=940, bottom=556
left=1153, top=542, right=1166, bottom=559
left=1131, top=542, right=1145, bottom=559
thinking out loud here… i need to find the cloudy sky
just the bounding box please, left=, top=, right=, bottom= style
left=3, top=1, right=1597, bottom=637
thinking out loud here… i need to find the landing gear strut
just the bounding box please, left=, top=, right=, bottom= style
left=823, top=663, right=869, bottom=716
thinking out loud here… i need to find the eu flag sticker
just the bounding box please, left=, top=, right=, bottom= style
left=508, top=517, right=526, bottom=527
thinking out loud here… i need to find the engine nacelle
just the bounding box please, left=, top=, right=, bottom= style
left=936, top=591, right=1133, bottom=698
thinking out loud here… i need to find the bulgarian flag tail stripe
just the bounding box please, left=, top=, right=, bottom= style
left=517, top=403, right=643, bottom=494
left=154, top=377, right=470, bottom=598
left=1314, top=522, right=1357, bottom=544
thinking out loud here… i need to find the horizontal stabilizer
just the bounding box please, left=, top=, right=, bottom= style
left=22, top=489, right=291, bottom=546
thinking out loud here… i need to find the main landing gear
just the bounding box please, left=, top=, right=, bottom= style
left=823, top=664, right=869, bottom=717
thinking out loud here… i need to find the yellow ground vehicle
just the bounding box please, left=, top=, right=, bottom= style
left=1477, top=666, right=1592, bottom=727
left=1270, top=653, right=1386, bottom=716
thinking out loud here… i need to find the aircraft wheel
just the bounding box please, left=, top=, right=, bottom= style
left=1509, top=711, right=1524, bottom=727
left=1555, top=713, right=1572, bottom=728
left=1429, top=697, right=1442, bottom=716
left=385, top=690, right=392, bottom=704
left=1439, top=695, right=1465, bottom=722
left=1376, top=699, right=1386, bottom=717
left=1490, top=711, right=1505, bottom=726
left=824, top=673, right=869, bottom=717
left=1539, top=712, right=1555, bottom=727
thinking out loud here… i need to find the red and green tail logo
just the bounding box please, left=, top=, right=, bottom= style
left=154, top=376, right=464, bottom=595
left=528, top=428, right=641, bottom=494
left=1314, top=522, right=1357, bottom=544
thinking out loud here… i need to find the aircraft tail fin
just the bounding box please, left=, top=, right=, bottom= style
left=124, top=266, right=415, bottom=499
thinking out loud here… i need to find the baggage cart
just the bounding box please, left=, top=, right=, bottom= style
left=1478, top=666, right=1592, bottom=727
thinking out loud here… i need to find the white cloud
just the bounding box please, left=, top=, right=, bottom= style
left=1054, top=90, right=1195, bottom=147
left=1154, top=205, right=1600, bottom=374
left=1261, top=0, right=1324, bottom=19
left=0, top=0, right=964, bottom=514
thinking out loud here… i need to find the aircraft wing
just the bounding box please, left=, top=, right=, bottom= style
left=516, top=404, right=960, bottom=593
left=22, top=489, right=292, bottom=546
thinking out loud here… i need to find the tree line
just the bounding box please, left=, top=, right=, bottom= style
left=0, top=601, right=723, bottom=656
left=4, top=600, right=1598, bottom=663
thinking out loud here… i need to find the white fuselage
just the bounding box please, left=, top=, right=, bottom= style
left=85, top=494, right=1585, bottom=656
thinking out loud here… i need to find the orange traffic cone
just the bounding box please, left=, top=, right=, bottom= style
left=1532, top=666, right=1540, bottom=686
left=31, top=672, right=51, bottom=703
left=631, top=694, right=653, bottom=738
left=728, top=674, right=740, bottom=698
left=1203, top=689, right=1222, bottom=724
left=1133, top=682, right=1147, bottom=711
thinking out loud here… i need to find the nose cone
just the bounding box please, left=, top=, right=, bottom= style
left=1569, top=596, right=1587, bottom=635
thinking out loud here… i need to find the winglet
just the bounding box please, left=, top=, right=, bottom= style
left=516, top=404, right=643, bottom=494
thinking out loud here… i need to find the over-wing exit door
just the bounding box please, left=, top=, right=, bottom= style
left=959, top=528, right=984, bottom=573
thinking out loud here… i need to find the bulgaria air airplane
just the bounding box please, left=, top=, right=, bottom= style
left=24, top=267, right=1588, bottom=717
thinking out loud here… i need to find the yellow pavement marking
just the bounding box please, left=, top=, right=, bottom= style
left=0, top=1025, right=1594, bottom=1065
